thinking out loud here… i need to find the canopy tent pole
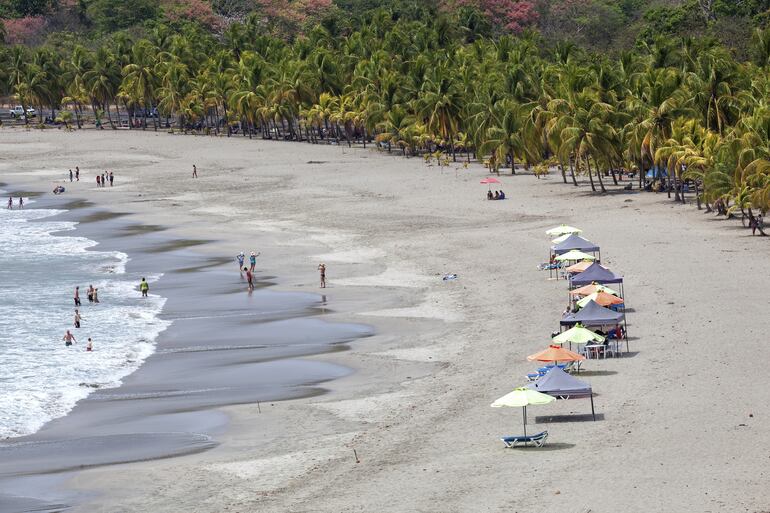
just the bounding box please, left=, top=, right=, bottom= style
left=623, top=318, right=629, bottom=353
left=522, top=406, right=527, bottom=437
left=590, top=393, right=596, bottom=421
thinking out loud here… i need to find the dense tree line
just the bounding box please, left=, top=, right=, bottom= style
left=1, top=10, right=769, bottom=227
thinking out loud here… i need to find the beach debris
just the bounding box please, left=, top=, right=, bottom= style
left=442, top=273, right=458, bottom=281
left=354, top=449, right=360, bottom=463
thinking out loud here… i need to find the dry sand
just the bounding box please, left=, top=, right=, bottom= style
left=1, top=128, right=769, bottom=513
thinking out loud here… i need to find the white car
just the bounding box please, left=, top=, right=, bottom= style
left=9, top=106, right=36, bottom=118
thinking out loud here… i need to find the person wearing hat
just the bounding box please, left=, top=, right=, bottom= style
left=249, top=251, right=260, bottom=272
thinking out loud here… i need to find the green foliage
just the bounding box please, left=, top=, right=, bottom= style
left=84, top=0, right=159, bottom=32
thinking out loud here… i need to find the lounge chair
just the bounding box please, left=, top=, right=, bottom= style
left=501, top=431, right=549, bottom=448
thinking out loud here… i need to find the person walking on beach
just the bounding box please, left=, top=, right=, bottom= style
left=74, top=286, right=81, bottom=306
left=63, top=330, right=76, bottom=347
left=236, top=252, right=245, bottom=274
left=318, top=263, right=326, bottom=288
left=87, top=285, right=94, bottom=303
left=96, top=175, right=101, bottom=188
left=109, top=171, right=114, bottom=186
left=69, top=169, right=73, bottom=182
left=101, top=173, right=106, bottom=187
left=86, top=338, right=93, bottom=352
left=74, top=309, right=83, bottom=328
left=249, top=251, right=259, bottom=272
left=140, top=278, right=149, bottom=297
left=245, top=267, right=254, bottom=291
left=192, top=164, right=198, bottom=178
left=7, top=197, right=12, bottom=209
left=75, top=166, right=80, bottom=181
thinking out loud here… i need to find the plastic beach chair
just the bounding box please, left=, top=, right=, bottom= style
left=501, top=431, right=549, bottom=448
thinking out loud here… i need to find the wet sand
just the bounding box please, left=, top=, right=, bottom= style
left=0, top=192, right=373, bottom=511
left=1, top=129, right=769, bottom=513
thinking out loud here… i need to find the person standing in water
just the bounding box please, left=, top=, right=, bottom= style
left=74, top=286, right=81, bottom=306
left=236, top=252, right=245, bottom=274
left=18, top=197, right=23, bottom=209
left=87, top=285, right=94, bottom=303
left=74, top=309, right=83, bottom=328
left=109, top=171, right=114, bottom=186
left=96, top=175, right=101, bottom=188
left=86, top=338, right=93, bottom=352
left=192, top=164, right=198, bottom=178
left=318, top=263, right=326, bottom=288
left=7, top=197, right=12, bottom=209
left=63, top=330, right=76, bottom=347
left=140, top=278, right=149, bottom=297
left=245, top=267, right=254, bottom=291
left=249, top=251, right=260, bottom=272
left=69, top=169, right=73, bottom=182
left=93, top=288, right=99, bottom=303
left=75, top=166, right=80, bottom=181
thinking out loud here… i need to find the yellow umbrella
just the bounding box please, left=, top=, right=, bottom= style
left=491, top=388, right=555, bottom=437
left=546, top=225, right=582, bottom=237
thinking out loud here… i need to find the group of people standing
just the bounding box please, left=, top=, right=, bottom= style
left=6, top=197, right=23, bottom=209
left=68, top=167, right=80, bottom=182
left=96, top=171, right=114, bottom=187
left=64, top=278, right=150, bottom=350
left=237, top=251, right=260, bottom=291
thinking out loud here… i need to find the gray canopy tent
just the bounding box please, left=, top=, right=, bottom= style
left=569, top=262, right=625, bottom=298
left=561, top=300, right=628, bottom=352
left=527, top=367, right=596, bottom=420
left=549, top=235, right=601, bottom=279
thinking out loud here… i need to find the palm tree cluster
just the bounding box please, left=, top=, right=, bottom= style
left=2, top=15, right=770, bottom=224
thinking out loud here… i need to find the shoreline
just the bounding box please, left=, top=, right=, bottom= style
left=0, top=177, right=383, bottom=511
left=1, top=129, right=769, bottom=512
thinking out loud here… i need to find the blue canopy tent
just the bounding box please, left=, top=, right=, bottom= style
left=568, top=262, right=625, bottom=299
left=549, top=234, right=601, bottom=280
left=561, top=300, right=628, bottom=352
left=527, top=367, right=596, bottom=420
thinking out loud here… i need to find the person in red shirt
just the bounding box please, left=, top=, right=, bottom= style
left=245, top=267, right=254, bottom=291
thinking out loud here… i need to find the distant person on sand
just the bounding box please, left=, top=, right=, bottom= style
left=245, top=267, right=254, bottom=291
left=101, top=173, right=106, bottom=187
left=109, top=171, right=114, bottom=186
left=140, top=278, right=149, bottom=297
left=69, top=169, right=73, bottom=182
left=318, top=263, right=326, bottom=288
left=75, top=166, right=80, bottom=181
left=236, top=252, right=245, bottom=273
left=86, top=338, right=93, bottom=352
left=74, top=309, right=82, bottom=328
left=74, top=286, right=81, bottom=306
left=499, top=190, right=505, bottom=199
left=63, top=330, right=76, bottom=347
left=249, top=251, right=260, bottom=271
left=192, top=164, right=198, bottom=178
left=96, top=175, right=101, bottom=187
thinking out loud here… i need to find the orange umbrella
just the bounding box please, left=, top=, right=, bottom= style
left=527, top=345, right=586, bottom=363
left=566, top=260, right=593, bottom=273
left=569, top=282, right=619, bottom=297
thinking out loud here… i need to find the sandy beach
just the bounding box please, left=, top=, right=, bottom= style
left=1, top=128, right=769, bottom=513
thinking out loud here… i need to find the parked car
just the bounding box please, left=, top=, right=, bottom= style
left=9, top=106, right=36, bottom=118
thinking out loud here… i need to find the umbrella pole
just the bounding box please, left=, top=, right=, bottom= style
left=523, top=407, right=527, bottom=437
left=590, top=393, right=596, bottom=421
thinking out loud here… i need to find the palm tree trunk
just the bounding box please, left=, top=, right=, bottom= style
left=585, top=154, right=597, bottom=192
left=105, top=102, right=115, bottom=129
left=569, top=155, right=578, bottom=186
left=510, top=151, right=515, bottom=175
left=559, top=158, right=567, bottom=184
left=593, top=157, right=607, bottom=193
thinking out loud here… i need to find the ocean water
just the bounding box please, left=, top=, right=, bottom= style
left=0, top=194, right=169, bottom=439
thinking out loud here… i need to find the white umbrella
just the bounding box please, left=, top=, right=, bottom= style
left=545, top=225, right=582, bottom=237
left=554, top=250, right=596, bottom=262
left=491, top=388, right=555, bottom=436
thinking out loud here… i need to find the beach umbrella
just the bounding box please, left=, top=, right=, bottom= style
left=480, top=177, right=501, bottom=190
left=545, top=225, right=582, bottom=236
left=576, top=291, right=624, bottom=308
left=528, top=345, right=586, bottom=363
left=552, top=325, right=605, bottom=346
left=554, top=250, right=596, bottom=262
left=491, top=387, right=555, bottom=436
left=566, top=260, right=593, bottom=273
left=551, top=233, right=572, bottom=244
left=569, top=282, right=619, bottom=297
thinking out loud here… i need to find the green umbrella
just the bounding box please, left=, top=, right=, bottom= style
left=554, top=250, right=596, bottom=262
left=552, top=324, right=605, bottom=346
left=545, top=225, right=582, bottom=237
left=491, top=387, right=555, bottom=436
